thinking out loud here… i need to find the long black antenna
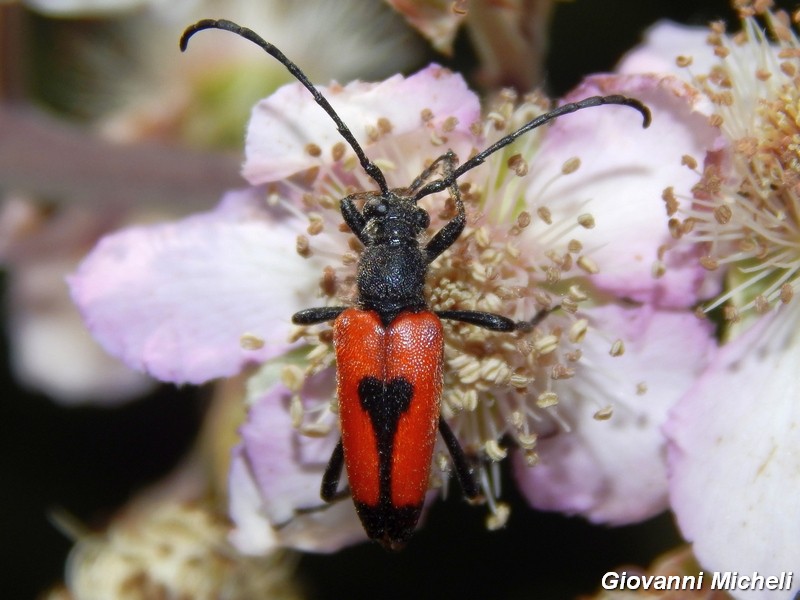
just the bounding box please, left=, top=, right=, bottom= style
left=180, top=19, right=390, bottom=195
left=413, top=95, right=651, bottom=201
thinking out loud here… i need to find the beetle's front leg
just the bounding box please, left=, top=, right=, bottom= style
left=409, top=150, right=458, bottom=194
left=292, top=306, right=347, bottom=325
left=423, top=152, right=466, bottom=263
left=340, top=194, right=369, bottom=246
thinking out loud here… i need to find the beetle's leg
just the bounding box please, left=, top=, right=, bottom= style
left=292, top=306, right=347, bottom=325
left=423, top=152, right=466, bottom=263
left=340, top=194, right=370, bottom=245
left=436, top=308, right=551, bottom=332
left=408, top=150, right=457, bottom=194
left=438, top=418, right=482, bottom=501
left=321, top=438, right=346, bottom=502
left=341, top=195, right=366, bottom=233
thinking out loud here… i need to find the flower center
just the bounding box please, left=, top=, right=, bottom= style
left=287, top=91, right=608, bottom=525
left=671, top=6, right=800, bottom=320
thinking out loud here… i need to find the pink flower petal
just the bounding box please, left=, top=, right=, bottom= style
left=528, top=73, right=722, bottom=308
left=10, top=262, right=154, bottom=404
left=666, top=309, right=800, bottom=592
left=619, top=20, right=793, bottom=123
left=1, top=198, right=154, bottom=403
left=69, top=188, right=327, bottom=384
left=617, top=21, right=716, bottom=79
left=231, top=369, right=367, bottom=552
left=243, top=64, right=481, bottom=184
left=25, top=0, right=144, bottom=17
left=515, top=303, right=717, bottom=524
left=240, top=371, right=339, bottom=520
left=228, top=452, right=280, bottom=555
left=229, top=448, right=366, bottom=554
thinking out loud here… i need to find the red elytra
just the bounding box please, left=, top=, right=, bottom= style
left=334, top=308, right=443, bottom=541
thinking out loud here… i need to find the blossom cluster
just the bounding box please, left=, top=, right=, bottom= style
left=72, top=31, right=718, bottom=552
left=33, top=0, right=800, bottom=598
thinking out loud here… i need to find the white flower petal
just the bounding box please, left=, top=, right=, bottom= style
left=617, top=21, right=717, bottom=81
left=666, top=308, right=800, bottom=597
left=243, top=64, right=480, bottom=184
left=70, top=188, right=326, bottom=384
left=231, top=370, right=367, bottom=553
left=10, top=262, right=154, bottom=404
left=24, top=0, right=148, bottom=16
left=528, top=73, right=722, bottom=307
left=267, top=500, right=367, bottom=554
left=1, top=201, right=154, bottom=403
left=240, top=379, right=338, bottom=522
left=515, top=303, right=717, bottom=524
left=228, top=451, right=282, bottom=555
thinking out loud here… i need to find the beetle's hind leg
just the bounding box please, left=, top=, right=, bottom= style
left=438, top=419, right=482, bottom=502
left=321, top=438, right=350, bottom=502
left=282, top=440, right=348, bottom=523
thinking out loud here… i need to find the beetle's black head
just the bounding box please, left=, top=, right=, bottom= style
left=361, top=191, right=430, bottom=246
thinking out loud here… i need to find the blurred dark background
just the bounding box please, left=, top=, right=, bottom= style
left=0, top=0, right=782, bottom=598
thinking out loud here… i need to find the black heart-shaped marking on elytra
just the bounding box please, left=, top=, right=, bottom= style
left=356, top=375, right=417, bottom=545
left=358, top=376, right=413, bottom=491
left=357, top=379, right=412, bottom=486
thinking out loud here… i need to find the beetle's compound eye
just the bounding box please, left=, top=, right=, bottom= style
left=364, top=199, right=388, bottom=219
left=416, top=208, right=430, bottom=229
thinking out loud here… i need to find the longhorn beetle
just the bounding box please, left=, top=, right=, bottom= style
left=181, top=19, right=651, bottom=550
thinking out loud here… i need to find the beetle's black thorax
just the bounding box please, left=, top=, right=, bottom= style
left=355, top=192, right=430, bottom=325
left=357, top=242, right=427, bottom=323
